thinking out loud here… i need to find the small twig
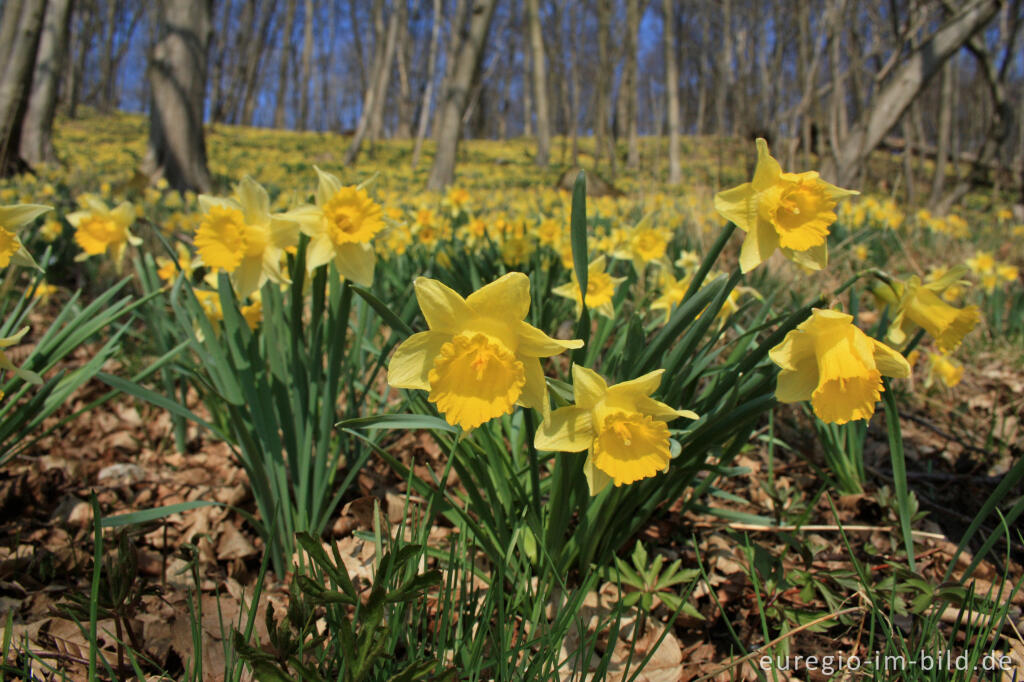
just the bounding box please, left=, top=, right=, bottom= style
left=718, top=522, right=947, bottom=541
left=693, top=606, right=862, bottom=682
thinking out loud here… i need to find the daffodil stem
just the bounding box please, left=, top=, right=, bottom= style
left=882, top=379, right=915, bottom=571
left=524, top=409, right=542, bottom=522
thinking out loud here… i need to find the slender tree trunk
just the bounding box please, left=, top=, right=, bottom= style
left=432, top=0, right=467, bottom=143
left=821, top=0, right=1000, bottom=186
left=663, top=0, right=681, bottom=184
left=273, top=0, right=296, bottom=128
left=521, top=0, right=532, bottom=138
left=569, top=0, right=580, bottom=164
left=624, top=0, right=640, bottom=169
left=527, top=0, right=550, bottom=166
left=395, top=0, right=414, bottom=138
left=0, top=0, right=46, bottom=176
left=345, top=1, right=400, bottom=164
left=715, top=0, right=733, bottom=136
left=368, top=5, right=399, bottom=141
left=0, top=0, right=25, bottom=70
left=142, top=0, right=213, bottom=193
left=928, top=62, right=954, bottom=208
left=300, top=0, right=313, bottom=130
left=426, top=0, right=497, bottom=191
left=98, top=0, right=117, bottom=112
left=411, top=0, right=442, bottom=168
left=594, top=0, right=611, bottom=171
left=20, top=0, right=72, bottom=166
left=240, top=1, right=277, bottom=126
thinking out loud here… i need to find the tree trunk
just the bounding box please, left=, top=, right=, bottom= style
left=411, top=0, right=442, bottom=168
left=0, top=0, right=25, bottom=71
left=0, top=0, right=46, bottom=177
left=300, top=0, right=313, bottom=130
left=663, top=0, right=681, bottom=184
left=624, top=0, right=640, bottom=169
left=142, top=0, right=213, bottom=193
left=426, top=0, right=497, bottom=191
left=395, top=0, right=413, bottom=138
left=928, top=61, right=954, bottom=209
left=19, top=0, right=72, bottom=166
left=527, top=0, right=550, bottom=166
left=240, top=1, right=277, bottom=126
left=594, top=0, right=611, bottom=171
left=432, top=0, right=467, bottom=143
left=345, top=1, right=400, bottom=165
left=98, top=0, right=117, bottom=112
left=714, top=0, right=733, bottom=136
left=520, top=0, right=532, bottom=138
left=821, top=0, right=1000, bottom=186
left=273, top=0, right=296, bottom=128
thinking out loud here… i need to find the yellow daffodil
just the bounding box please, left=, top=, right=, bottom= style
left=39, top=218, right=63, bottom=243
left=769, top=309, right=910, bottom=424
left=877, top=269, right=979, bottom=353
left=552, top=255, right=625, bottom=319
left=535, top=365, right=698, bottom=495
left=650, top=271, right=692, bottom=323
left=283, top=168, right=384, bottom=284
left=387, top=273, right=582, bottom=431
left=714, top=138, right=858, bottom=273
left=925, top=352, right=963, bottom=388
left=156, top=242, right=197, bottom=282
left=0, top=327, right=42, bottom=384
left=194, top=176, right=298, bottom=299
left=0, top=204, right=52, bottom=271
left=67, top=195, right=140, bottom=271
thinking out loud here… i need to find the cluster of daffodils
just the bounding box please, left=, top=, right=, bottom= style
left=386, top=273, right=698, bottom=496
left=713, top=139, right=979, bottom=423
left=0, top=203, right=53, bottom=386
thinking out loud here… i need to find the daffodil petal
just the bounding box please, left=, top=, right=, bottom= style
left=872, top=339, right=912, bottom=379
left=713, top=183, right=756, bottom=231
left=752, top=138, right=783, bottom=191
left=571, top=364, right=608, bottom=409
left=388, top=330, right=449, bottom=390
left=466, top=271, right=531, bottom=321
left=518, top=356, right=548, bottom=416
left=535, top=406, right=593, bottom=452
left=333, top=242, right=375, bottom=286
left=237, top=176, right=270, bottom=223
left=739, top=218, right=780, bottom=273
left=583, top=452, right=613, bottom=496
left=0, top=204, right=51, bottom=228
left=516, top=321, right=583, bottom=357
left=314, top=166, right=344, bottom=207
left=414, top=277, right=472, bottom=333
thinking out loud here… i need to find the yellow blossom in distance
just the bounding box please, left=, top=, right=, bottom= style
left=552, top=255, right=625, bottom=319
left=194, top=176, right=299, bottom=299
left=67, top=195, right=140, bottom=271
left=0, top=204, right=51, bottom=270
left=387, top=273, right=582, bottom=431
left=535, top=365, right=698, bottom=495
left=283, top=167, right=384, bottom=285
left=877, top=268, right=980, bottom=354
left=769, top=309, right=910, bottom=425
left=714, top=138, right=858, bottom=273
